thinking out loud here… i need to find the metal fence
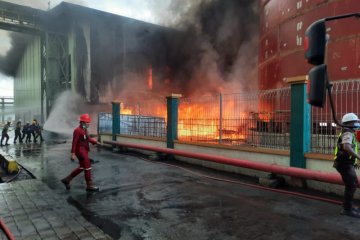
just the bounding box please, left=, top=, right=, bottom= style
left=98, top=88, right=292, bottom=149
left=98, top=80, right=360, bottom=153
left=98, top=112, right=166, bottom=138
left=311, top=79, right=360, bottom=154
left=178, top=88, right=291, bottom=149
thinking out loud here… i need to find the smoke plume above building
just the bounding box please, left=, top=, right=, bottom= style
left=95, top=0, right=259, bottom=101
left=0, top=0, right=259, bottom=100
left=163, top=0, right=259, bottom=96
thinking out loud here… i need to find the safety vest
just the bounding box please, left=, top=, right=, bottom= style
left=334, top=129, right=358, bottom=165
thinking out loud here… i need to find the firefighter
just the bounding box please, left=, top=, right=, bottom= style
left=334, top=113, right=360, bottom=218
left=30, top=120, right=38, bottom=142
left=23, top=122, right=32, bottom=143
left=61, top=113, right=101, bottom=191
left=33, top=119, right=44, bottom=142
left=14, top=119, right=23, bottom=144
left=0, top=121, right=11, bottom=146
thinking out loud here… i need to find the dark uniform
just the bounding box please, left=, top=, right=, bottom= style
left=23, top=122, right=32, bottom=143
left=1, top=122, right=11, bottom=146
left=33, top=119, right=44, bottom=142
left=14, top=120, right=23, bottom=143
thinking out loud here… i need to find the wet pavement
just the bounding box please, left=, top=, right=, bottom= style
left=1, top=133, right=360, bottom=239
left=0, top=180, right=111, bottom=240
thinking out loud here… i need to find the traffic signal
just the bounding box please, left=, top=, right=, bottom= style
left=305, top=19, right=327, bottom=107
left=307, top=64, right=327, bottom=107
left=304, top=19, right=326, bottom=65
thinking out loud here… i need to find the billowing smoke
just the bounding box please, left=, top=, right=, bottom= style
left=163, top=0, right=259, bottom=96
left=1, top=0, right=259, bottom=122
left=0, top=0, right=88, bottom=77
left=0, top=32, right=33, bottom=76
left=95, top=0, right=259, bottom=102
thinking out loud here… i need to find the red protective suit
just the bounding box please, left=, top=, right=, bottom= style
left=68, top=125, right=97, bottom=181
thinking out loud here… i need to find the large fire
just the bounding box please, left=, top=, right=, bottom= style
left=178, top=102, right=248, bottom=142
left=120, top=98, right=249, bottom=143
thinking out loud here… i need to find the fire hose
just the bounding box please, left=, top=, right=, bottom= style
left=103, top=140, right=359, bottom=185
left=0, top=219, right=15, bottom=240
left=122, top=151, right=343, bottom=205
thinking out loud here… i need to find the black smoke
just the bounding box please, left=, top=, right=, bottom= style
left=0, top=32, right=33, bottom=76
left=92, top=0, right=259, bottom=102
left=0, top=0, right=259, bottom=102
left=161, top=0, right=259, bottom=96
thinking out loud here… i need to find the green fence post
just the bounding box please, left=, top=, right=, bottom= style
left=287, top=76, right=311, bottom=168
left=166, top=94, right=182, bottom=148
left=112, top=101, right=121, bottom=141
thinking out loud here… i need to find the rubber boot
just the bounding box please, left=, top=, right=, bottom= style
left=341, top=208, right=360, bottom=218
left=86, top=181, right=99, bottom=192
left=61, top=177, right=71, bottom=190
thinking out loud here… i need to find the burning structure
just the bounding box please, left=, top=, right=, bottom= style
left=3, top=0, right=359, bottom=148
left=0, top=0, right=259, bottom=124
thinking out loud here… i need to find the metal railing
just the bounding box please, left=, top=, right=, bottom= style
left=98, top=112, right=166, bottom=139
left=0, top=97, right=14, bottom=123
left=98, top=80, right=360, bottom=153
left=178, top=88, right=291, bottom=149
left=311, top=79, right=360, bottom=154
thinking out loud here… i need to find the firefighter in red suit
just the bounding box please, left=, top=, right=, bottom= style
left=61, top=113, right=101, bottom=191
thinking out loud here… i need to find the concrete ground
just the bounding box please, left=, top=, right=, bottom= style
left=1, top=132, right=360, bottom=240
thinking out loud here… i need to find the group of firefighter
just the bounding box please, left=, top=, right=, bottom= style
left=0, top=119, right=44, bottom=146
left=1, top=113, right=100, bottom=191
left=2, top=111, right=360, bottom=214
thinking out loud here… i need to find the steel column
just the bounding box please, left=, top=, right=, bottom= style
left=112, top=102, right=121, bottom=141
left=287, top=76, right=311, bottom=168
left=166, top=94, right=181, bottom=148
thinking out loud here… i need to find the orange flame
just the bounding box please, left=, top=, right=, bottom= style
left=121, top=103, right=133, bottom=115
left=119, top=97, right=251, bottom=142
left=147, top=66, right=153, bottom=90
left=176, top=100, right=248, bottom=141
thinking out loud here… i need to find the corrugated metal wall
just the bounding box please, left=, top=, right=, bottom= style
left=14, top=36, right=41, bottom=123
left=69, top=21, right=91, bottom=102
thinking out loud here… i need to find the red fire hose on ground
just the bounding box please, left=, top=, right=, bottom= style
left=0, top=219, right=15, bottom=240
left=124, top=151, right=343, bottom=205
left=103, top=140, right=359, bottom=185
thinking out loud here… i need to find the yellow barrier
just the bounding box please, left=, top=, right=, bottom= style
left=7, top=160, right=19, bottom=174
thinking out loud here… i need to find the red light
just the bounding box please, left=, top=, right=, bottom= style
left=304, top=36, right=309, bottom=51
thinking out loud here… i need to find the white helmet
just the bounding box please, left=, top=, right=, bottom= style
left=342, top=113, right=359, bottom=123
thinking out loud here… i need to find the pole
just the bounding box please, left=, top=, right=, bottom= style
left=166, top=94, right=181, bottom=148
left=219, top=93, right=223, bottom=144
left=286, top=76, right=311, bottom=168
left=112, top=102, right=120, bottom=141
